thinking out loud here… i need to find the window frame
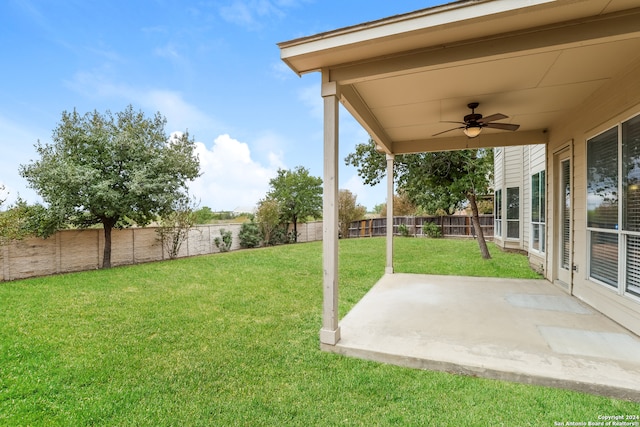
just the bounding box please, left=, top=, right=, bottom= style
left=494, top=189, right=502, bottom=238
left=586, top=112, right=640, bottom=302
left=530, top=170, right=545, bottom=254
left=506, top=186, right=520, bottom=240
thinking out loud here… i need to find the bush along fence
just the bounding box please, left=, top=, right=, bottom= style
left=348, top=215, right=494, bottom=239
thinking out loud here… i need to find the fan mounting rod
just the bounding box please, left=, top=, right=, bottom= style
left=464, top=102, right=482, bottom=123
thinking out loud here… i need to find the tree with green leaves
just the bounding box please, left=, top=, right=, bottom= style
left=0, top=198, right=58, bottom=245
left=345, top=138, right=494, bottom=259
left=338, top=189, right=367, bottom=238
left=20, top=105, right=200, bottom=268
left=377, top=192, right=419, bottom=218
left=255, top=197, right=281, bottom=246
left=266, top=166, right=322, bottom=243
left=193, top=206, right=215, bottom=224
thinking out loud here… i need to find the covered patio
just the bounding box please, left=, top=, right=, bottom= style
left=278, top=0, right=640, bottom=399
left=330, top=273, right=640, bottom=400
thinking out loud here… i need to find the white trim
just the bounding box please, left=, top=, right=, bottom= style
left=529, top=170, right=546, bottom=255
left=279, top=0, right=554, bottom=59
left=584, top=112, right=640, bottom=303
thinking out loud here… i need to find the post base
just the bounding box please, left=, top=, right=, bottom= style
left=319, top=327, right=341, bottom=345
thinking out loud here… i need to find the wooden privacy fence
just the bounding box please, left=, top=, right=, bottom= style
left=348, top=215, right=494, bottom=239
left=0, top=221, right=324, bottom=282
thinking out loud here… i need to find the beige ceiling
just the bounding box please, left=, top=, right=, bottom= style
left=279, top=0, right=640, bottom=154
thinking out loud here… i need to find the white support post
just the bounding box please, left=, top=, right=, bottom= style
left=320, top=75, right=341, bottom=345
left=386, top=153, right=395, bottom=274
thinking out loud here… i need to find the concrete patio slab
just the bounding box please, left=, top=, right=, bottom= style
left=322, top=273, right=640, bottom=401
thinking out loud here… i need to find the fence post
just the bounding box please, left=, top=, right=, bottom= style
left=2, top=244, right=9, bottom=281
left=56, top=232, right=61, bottom=274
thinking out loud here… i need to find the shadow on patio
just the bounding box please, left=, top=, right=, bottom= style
left=322, top=273, right=640, bottom=401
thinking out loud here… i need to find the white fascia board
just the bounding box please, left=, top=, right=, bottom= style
left=279, top=0, right=555, bottom=62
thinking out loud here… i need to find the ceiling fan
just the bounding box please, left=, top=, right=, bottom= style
left=433, top=102, right=520, bottom=138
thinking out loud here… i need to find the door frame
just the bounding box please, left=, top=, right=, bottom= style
left=553, top=143, right=573, bottom=291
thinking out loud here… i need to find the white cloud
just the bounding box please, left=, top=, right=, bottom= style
left=251, top=130, right=286, bottom=168
left=141, top=89, right=213, bottom=132
left=189, top=134, right=280, bottom=210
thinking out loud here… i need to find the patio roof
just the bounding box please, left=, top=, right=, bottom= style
left=279, top=0, right=640, bottom=154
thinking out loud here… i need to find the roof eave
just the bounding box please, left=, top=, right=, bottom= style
left=278, top=0, right=556, bottom=75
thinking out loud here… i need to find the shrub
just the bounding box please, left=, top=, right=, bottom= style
left=214, top=229, right=233, bottom=252
left=398, top=223, right=411, bottom=237
left=266, top=226, right=288, bottom=246
left=239, top=221, right=262, bottom=248
left=256, top=198, right=281, bottom=246
left=423, top=221, right=443, bottom=238
left=156, top=197, right=197, bottom=259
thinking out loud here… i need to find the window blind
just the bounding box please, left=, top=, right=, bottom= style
left=562, top=161, right=570, bottom=268
left=590, top=231, right=618, bottom=288
left=587, top=128, right=618, bottom=229
left=623, top=114, right=640, bottom=232
left=627, top=235, right=640, bottom=297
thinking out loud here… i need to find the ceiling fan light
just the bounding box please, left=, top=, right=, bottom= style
left=463, top=125, right=482, bottom=138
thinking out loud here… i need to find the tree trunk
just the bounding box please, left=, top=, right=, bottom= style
left=292, top=214, right=298, bottom=243
left=468, top=192, right=491, bottom=260
left=101, top=218, right=117, bottom=269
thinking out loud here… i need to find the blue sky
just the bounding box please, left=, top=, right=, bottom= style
left=0, top=0, right=447, bottom=211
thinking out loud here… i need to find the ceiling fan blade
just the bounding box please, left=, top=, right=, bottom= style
left=485, top=122, right=520, bottom=131
left=432, top=126, right=464, bottom=136
left=478, top=113, right=508, bottom=123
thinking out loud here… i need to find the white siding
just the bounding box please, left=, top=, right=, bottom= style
left=529, top=144, right=545, bottom=173
left=493, top=148, right=504, bottom=188
left=494, top=143, right=547, bottom=275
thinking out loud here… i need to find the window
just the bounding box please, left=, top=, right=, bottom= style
left=587, top=128, right=618, bottom=230
left=587, top=127, right=619, bottom=288
left=586, top=113, right=640, bottom=298
left=561, top=160, right=571, bottom=270
left=506, top=187, right=519, bottom=239
left=623, top=114, right=640, bottom=297
left=531, top=171, right=545, bottom=253
left=495, top=189, right=502, bottom=238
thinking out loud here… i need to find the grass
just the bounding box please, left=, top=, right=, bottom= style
left=1, top=237, right=638, bottom=426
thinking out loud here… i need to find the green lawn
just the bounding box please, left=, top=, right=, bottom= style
left=1, top=238, right=638, bottom=426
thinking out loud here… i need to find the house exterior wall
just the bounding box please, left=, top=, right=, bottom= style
left=494, top=144, right=546, bottom=274
left=527, top=144, right=546, bottom=273
left=546, top=57, right=640, bottom=336
left=494, top=146, right=524, bottom=251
